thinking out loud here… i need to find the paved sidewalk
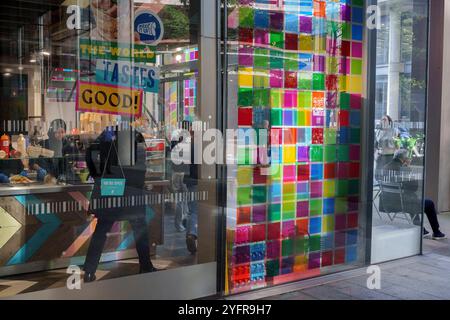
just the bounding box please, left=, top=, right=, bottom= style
left=230, top=213, right=450, bottom=300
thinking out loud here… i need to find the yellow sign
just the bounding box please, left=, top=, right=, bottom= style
left=76, top=81, right=143, bottom=117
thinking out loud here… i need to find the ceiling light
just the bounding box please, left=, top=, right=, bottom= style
left=175, top=55, right=182, bottom=62
left=40, top=51, right=51, bottom=56
left=18, top=66, right=24, bottom=71
left=30, top=59, right=36, bottom=63
left=3, top=73, right=11, bottom=77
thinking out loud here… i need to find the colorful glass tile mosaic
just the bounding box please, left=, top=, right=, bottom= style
left=227, top=0, right=364, bottom=293
left=184, top=78, right=197, bottom=122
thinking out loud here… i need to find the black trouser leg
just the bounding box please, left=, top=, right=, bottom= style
left=84, top=219, right=115, bottom=274
left=129, top=217, right=153, bottom=271
left=424, top=199, right=440, bottom=234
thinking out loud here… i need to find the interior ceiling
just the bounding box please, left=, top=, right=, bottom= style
left=0, top=0, right=65, bottom=59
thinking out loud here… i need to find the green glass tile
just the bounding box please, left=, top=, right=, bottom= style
left=239, top=7, right=254, bottom=28
left=310, top=145, right=324, bottom=162
left=327, top=21, right=341, bottom=35
left=282, top=202, right=296, bottom=220
left=266, top=259, right=280, bottom=277
left=254, top=48, right=269, bottom=68
left=270, top=49, right=284, bottom=68
left=299, top=73, right=312, bottom=90
left=253, top=186, right=267, bottom=204
left=253, top=89, right=270, bottom=107
left=237, top=146, right=252, bottom=165
left=269, top=203, right=281, bottom=221
left=337, top=180, right=349, bottom=197
left=282, top=239, right=294, bottom=257
left=253, top=69, right=269, bottom=88
left=324, top=129, right=337, bottom=145
left=284, top=52, right=298, bottom=71
left=309, top=235, right=321, bottom=252
left=310, top=199, right=322, bottom=216
left=237, top=186, right=252, bottom=206
left=270, top=32, right=284, bottom=49
left=238, top=88, right=253, bottom=106
left=337, top=145, right=350, bottom=161
left=271, top=89, right=283, bottom=108
left=297, top=111, right=307, bottom=126
left=342, top=22, right=351, bottom=40
left=295, top=237, right=308, bottom=255
left=271, top=164, right=282, bottom=181
left=335, top=197, right=348, bottom=214
left=340, top=92, right=350, bottom=110
left=283, top=189, right=296, bottom=203
left=327, top=57, right=339, bottom=74
left=352, top=0, right=364, bottom=7
left=351, top=59, right=362, bottom=75
left=271, top=109, right=283, bottom=126
left=312, top=73, right=325, bottom=90
left=349, top=179, right=360, bottom=195
left=351, top=128, right=361, bottom=144
left=298, top=91, right=312, bottom=108
left=324, top=145, right=337, bottom=162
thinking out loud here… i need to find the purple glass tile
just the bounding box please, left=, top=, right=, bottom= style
left=308, top=252, right=321, bottom=269
left=299, top=16, right=312, bottom=33
left=253, top=205, right=267, bottom=223
left=282, top=221, right=296, bottom=238
left=297, top=201, right=309, bottom=218
left=267, top=240, right=281, bottom=259
left=297, top=146, right=310, bottom=162
left=270, top=11, right=284, bottom=30
left=238, top=46, right=254, bottom=66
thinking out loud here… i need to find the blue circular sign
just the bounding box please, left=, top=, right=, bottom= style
left=134, top=11, right=164, bottom=45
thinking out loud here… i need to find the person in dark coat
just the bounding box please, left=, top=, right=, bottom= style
left=379, top=149, right=446, bottom=239
left=170, top=121, right=199, bottom=254
left=83, top=128, right=159, bottom=282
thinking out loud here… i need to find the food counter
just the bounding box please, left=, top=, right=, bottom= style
left=0, top=177, right=165, bottom=277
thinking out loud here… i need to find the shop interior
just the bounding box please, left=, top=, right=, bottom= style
left=0, top=0, right=215, bottom=296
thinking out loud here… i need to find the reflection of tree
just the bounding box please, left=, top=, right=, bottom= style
left=159, top=5, right=189, bottom=40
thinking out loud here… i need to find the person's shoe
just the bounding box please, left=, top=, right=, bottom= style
left=175, top=224, right=186, bottom=232
left=423, top=228, right=430, bottom=237
left=139, top=266, right=165, bottom=274
left=83, top=272, right=96, bottom=283
left=186, top=234, right=198, bottom=254
left=432, top=231, right=447, bottom=240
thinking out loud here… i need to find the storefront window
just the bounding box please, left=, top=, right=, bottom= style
left=372, top=0, right=428, bottom=264
left=225, top=0, right=367, bottom=294
left=0, top=0, right=218, bottom=299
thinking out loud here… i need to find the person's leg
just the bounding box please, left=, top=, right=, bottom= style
left=186, top=184, right=198, bottom=238
left=424, top=199, right=441, bottom=234
left=173, top=173, right=186, bottom=232
left=128, top=217, right=153, bottom=272
left=84, top=219, right=115, bottom=274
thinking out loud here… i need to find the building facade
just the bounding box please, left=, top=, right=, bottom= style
left=0, top=0, right=431, bottom=299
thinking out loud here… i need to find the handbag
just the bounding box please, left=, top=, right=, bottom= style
left=100, top=141, right=126, bottom=197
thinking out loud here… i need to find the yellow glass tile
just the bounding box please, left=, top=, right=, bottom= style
left=322, top=215, right=335, bottom=233
left=323, top=180, right=336, bottom=198
left=299, top=35, right=313, bottom=51
left=283, top=145, right=297, bottom=164
left=237, top=166, right=253, bottom=185
left=348, top=75, right=363, bottom=93
left=238, top=67, right=254, bottom=87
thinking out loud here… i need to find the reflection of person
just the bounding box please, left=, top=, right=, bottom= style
left=170, top=121, right=199, bottom=254
left=375, top=115, right=398, bottom=179
left=31, top=119, right=76, bottom=181
left=379, top=150, right=446, bottom=240
left=83, top=129, right=160, bottom=282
